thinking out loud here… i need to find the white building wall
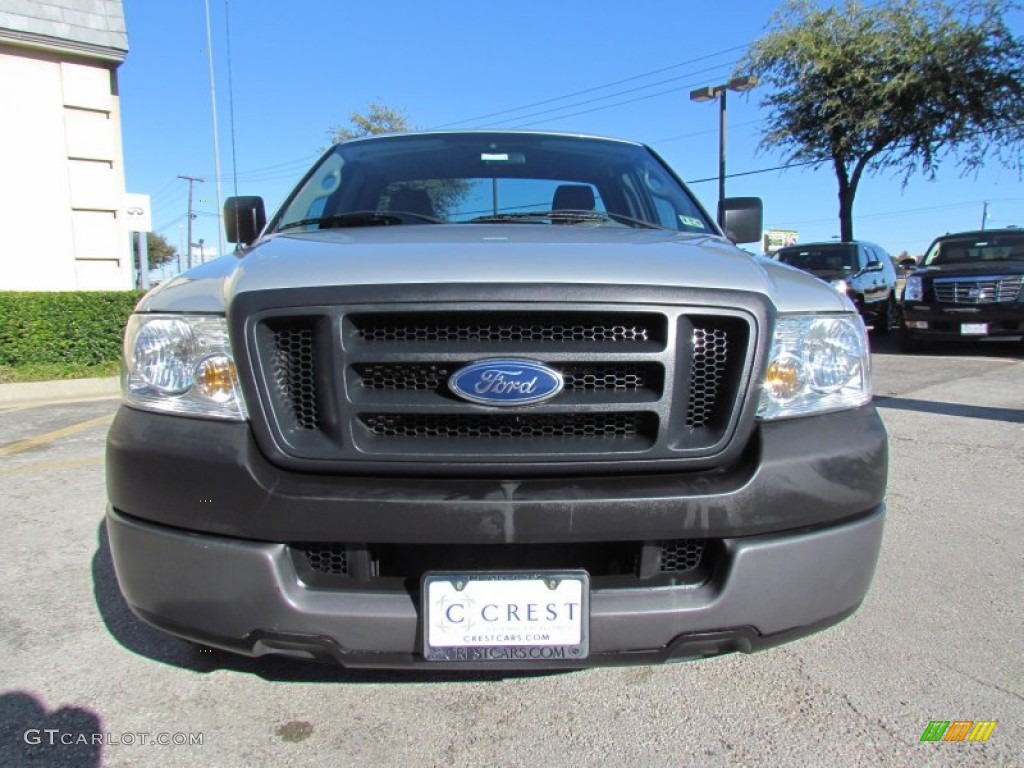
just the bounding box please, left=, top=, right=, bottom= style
left=0, top=43, right=129, bottom=291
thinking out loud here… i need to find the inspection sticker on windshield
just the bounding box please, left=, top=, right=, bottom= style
left=423, top=571, right=589, bottom=662
left=679, top=215, right=704, bottom=228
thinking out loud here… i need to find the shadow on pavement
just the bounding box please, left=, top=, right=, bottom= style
left=0, top=690, right=103, bottom=766
left=91, top=520, right=569, bottom=685
left=870, top=333, right=1024, bottom=358
left=873, top=396, right=1024, bottom=424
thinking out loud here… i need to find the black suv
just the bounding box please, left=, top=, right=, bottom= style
left=900, top=229, right=1024, bottom=352
left=774, top=241, right=900, bottom=334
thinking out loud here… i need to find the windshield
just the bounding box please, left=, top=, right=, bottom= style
left=922, top=232, right=1024, bottom=266
left=270, top=133, right=715, bottom=234
left=775, top=244, right=857, bottom=272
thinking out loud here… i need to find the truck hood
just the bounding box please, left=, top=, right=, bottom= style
left=138, top=225, right=849, bottom=315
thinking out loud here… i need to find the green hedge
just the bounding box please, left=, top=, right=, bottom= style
left=0, top=291, right=143, bottom=367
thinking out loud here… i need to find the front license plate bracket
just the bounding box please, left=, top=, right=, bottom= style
left=422, top=571, right=590, bottom=662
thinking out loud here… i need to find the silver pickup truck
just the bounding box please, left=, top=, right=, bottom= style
left=106, top=131, right=887, bottom=669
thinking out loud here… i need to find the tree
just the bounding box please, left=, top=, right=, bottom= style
left=739, top=0, right=1024, bottom=241
left=328, top=101, right=413, bottom=144
left=145, top=232, right=177, bottom=270
left=326, top=101, right=470, bottom=217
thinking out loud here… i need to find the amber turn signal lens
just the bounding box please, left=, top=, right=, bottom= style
left=764, top=355, right=804, bottom=400
left=195, top=355, right=238, bottom=403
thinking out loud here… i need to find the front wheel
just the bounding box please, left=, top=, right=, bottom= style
left=871, top=296, right=899, bottom=336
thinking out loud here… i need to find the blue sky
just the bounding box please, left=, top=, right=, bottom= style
left=118, top=0, right=1023, bottom=275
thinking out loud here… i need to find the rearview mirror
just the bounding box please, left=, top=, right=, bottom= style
left=224, top=196, right=266, bottom=246
left=719, top=197, right=763, bottom=244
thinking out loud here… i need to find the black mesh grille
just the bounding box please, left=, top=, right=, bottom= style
left=658, top=540, right=706, bottom=572
left=354, top=363, right=657, bottom=393
left=355, top=363, right=451, bottom=391
left=305, top=545, right=348, bottom=575
left=687, top=327, right=729, bottom=428
left=350, top=313, right=657, bottom=344
left=297, top=539, right=711, bottom=585
left=561, top=364, right=654, bottom=392
left=266, top=320, right=319, bottom=430
left=360, top=412, right=653, bottom=439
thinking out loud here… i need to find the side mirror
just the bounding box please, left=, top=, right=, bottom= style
left=224, top=196, right=266, bottom=245
left=719, top=197, right=763, bottom=244
left=865, top=260, right=883, bottom=273
left=898, top=257, right=918, bottom=272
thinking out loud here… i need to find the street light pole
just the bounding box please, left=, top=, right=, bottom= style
left=717, top=87, right=727, bottom=215
left=689, top=76, right=757, bottom=225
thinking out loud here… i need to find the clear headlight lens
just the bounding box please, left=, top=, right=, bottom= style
left=758, top=314, right=871, bottom=420
left=904, top=275, right=923, bottom=302
left=122, top=314, right=247, bottom=420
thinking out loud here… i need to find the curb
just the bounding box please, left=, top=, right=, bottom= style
left=0, top=377, right=120, bottom=409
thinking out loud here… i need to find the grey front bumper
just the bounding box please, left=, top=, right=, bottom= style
left=106, top=505, right=885, bottom=669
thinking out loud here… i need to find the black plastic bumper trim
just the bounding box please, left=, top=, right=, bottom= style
left=106, top=404, right=887, bottom=543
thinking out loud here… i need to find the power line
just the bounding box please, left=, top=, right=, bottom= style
left=649, top=118, right=762, bottom=145
left=431, top=44, right=751, bottom=129
left=486, top=62, right=735, bottom=129
left=504, top=71, right=736, bottom=129
left=685, top=158, right=822, bottom=184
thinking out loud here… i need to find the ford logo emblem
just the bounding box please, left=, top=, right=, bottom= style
left=448, top=359, right=564, bottom=407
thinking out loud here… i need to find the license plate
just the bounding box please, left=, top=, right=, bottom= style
left=961, top=323, right=988, bottom=335
left=422, top=571, right=589, bottom=662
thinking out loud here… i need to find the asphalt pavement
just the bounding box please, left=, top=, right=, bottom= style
left=0, top=340, right=1021, bottom=767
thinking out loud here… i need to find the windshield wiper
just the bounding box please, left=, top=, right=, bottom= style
left=467, top=210, right=665, bottom=229
left=278, top=210, right=441, bottom=232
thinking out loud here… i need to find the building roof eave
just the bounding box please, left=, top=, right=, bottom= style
left=0, top=29, right=127, bottom=65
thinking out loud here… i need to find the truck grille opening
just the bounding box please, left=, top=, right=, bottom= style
left=359, top=412, right=655, bottom=440
left=295, top=539, right=714, bottom=590
left=262, top=319, right=320, bottom=430
left=688, top=327, right=729, bottom=428
left=353, top=363, right=660, bottom=393
left=349, top=312, right=658, bottom=344
left=249, top=303, right=756, bottom=471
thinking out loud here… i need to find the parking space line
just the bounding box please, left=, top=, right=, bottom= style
left=0, top=394, right=120, bottom=415
left=0, top=455, right=103, bottom=477
left=0, top=415, right=114, bottom=458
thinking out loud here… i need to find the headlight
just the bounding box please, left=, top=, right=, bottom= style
left=829, top=278, right=850, bottom=294
left=122, top=314, right=247, bottom=420
left=758, top=314, right=871, bottom=420
left=904, top=275, right=923, bottom=302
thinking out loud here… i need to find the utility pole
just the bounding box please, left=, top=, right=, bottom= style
left=981, top=200, right=989, bottom=231
left=178, top=175, right=204, bottom=269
